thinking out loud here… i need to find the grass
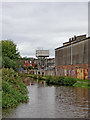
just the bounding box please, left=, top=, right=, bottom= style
left=2, top=68, right=28, bottom=108
left=73, top=82, right=90, bottom=88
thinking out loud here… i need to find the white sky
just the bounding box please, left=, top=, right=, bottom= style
left=2, top=2, right=88, bottom=58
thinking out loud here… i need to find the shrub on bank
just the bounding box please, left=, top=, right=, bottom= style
left=57, top=76, right=65, bottom=85
left=38, top=75, right=43, bottom=80
left=46, top=75, right=77, bottom=86
left=33, top=74, right=37, bottom=79
left=2, top=68, right=28, bottom=108
left=62, top=77, right=77, bottom=86
left=46, top=75, right=52, bottom=84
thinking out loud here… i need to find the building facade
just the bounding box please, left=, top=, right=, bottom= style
left=55, top=35, right=90, bottom=80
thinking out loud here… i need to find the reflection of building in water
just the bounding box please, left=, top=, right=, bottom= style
left=55, top=34, right=90, bottom=80
left=54, top=86, right=89, bottom=118
left=25, top=77, right=30, bottom=86
left=74, top=87, right=88, bottom=108
left=31, top=80, right=34, bottom=85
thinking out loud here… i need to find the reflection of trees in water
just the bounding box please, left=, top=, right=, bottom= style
left=37, top=81, right=46, bottom=88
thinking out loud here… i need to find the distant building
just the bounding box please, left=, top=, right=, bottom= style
left=25, top=60, right=30, bottom=68
left=55, top=34, right=90, bottom=80
left=47, top=58, right=55, bottom=69
left=36, top=50, right=49, bottom=70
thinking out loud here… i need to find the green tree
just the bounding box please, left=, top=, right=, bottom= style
left=0, top=41, right=2, bottom=68
left=2, top=40, right=20, bottom=59
left=1, top=40, right=20, bottom=71
left=34, top=64, right=38, bottom=69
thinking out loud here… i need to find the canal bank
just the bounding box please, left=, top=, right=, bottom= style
left=2, top=77, right=89, bottom=118
left=22, top=74, right=90, bottom=88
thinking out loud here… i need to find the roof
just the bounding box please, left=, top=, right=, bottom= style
left=55, top=36, right=90, bottom=51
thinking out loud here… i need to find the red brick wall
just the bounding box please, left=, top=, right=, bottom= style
left=56, top=64, right=89, bottom=80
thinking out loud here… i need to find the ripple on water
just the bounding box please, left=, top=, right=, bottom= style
left=2, top=78, right=89, bottom=118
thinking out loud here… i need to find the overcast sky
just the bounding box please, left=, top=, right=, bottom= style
left=2, top=2, right=88, bottom=58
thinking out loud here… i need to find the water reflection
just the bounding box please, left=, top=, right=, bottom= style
left=2, top=77, right=89, bottom=118
left=25, top=77, right=30, bottom=86
left=55, top=86, right=89, bottom=118
left=74, top=87, right=88, bottom=108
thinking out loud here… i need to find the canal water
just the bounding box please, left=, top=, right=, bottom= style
left=2, top=77, right=90, bottom=118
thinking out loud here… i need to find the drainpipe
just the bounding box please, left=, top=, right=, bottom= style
left=71, top=42, right=72, bottom=65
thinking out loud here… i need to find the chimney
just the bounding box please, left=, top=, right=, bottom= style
left=74, top=35, right=77, bottom=40
left=69, top=38, right=71, bottom=42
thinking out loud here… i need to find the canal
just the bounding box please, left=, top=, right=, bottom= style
left=2, top=77, right=89, bottom=118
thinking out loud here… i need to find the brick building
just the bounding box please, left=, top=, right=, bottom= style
left=55, top=34, right=90, bottom=80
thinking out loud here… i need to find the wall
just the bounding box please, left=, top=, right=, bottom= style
left=55, top=38, right=89, bottom=80
left=56, top=64, right=88, bottom=80
left=55, top=38, right=88, bottom=66
left=45, top=69, right=55, bottom=76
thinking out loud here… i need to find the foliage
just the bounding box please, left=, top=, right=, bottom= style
left=62, top=77, right=76, bottom=86
left=2, top=68, right=28, bottom=108
left=1, top=40, right=20, bottom=71
left=28, top=66, right=32, bottom=70
left=2, top=56, right=19, bottom=71
left=34, top=64, right=38, bottom=70
left=38, top=75, right=43, bottom=80
left=46, top=75, right=77, bottom=86
left=2, top=40, right=20, bottom=59
left=33, top=74, right=37, bottom=79
left=45, top=75, right=52, bottom=84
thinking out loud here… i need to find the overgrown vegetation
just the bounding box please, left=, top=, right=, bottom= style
left=21, top=72, right=90, bottom=88
left=1, top=40, right=29, bottom=108
left=38, top=75, right=43, bottom=80
left=33, top=74, right=38, bottom=79
left=45, top=76, right=77, bottom=86
left=2, top=68, right=28, bottom=108
left=45, top=75, right=90, bottom=88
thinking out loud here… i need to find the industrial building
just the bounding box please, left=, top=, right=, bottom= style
left=55, top=34, right=90, bottom=80
left=36, top=50, right=55, bottom=76
left=36, top=50, right=49, bottom=70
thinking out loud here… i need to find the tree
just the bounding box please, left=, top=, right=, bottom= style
left=2, top=40, right=20, bottom=59
left=1, top=40, right=20, bottom=71
left=34, top=64, right=38, bottom=69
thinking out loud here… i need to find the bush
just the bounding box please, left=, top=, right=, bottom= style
left=2, top=68, right=28, bottom=108
left=2, top=56, right=19, bottom=71
left=58, top=76, right=65, bottom=85
left=38, top=75, right=43, bottom=80
left=51, top=76, right=58, bottom=85
left=46, top=76, right=52, bottom=84
left=33, top=75, right=37, bottom=79
left=62, top=77, right=77, bottom=86
left=46, top=75, right=76, bottom=86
